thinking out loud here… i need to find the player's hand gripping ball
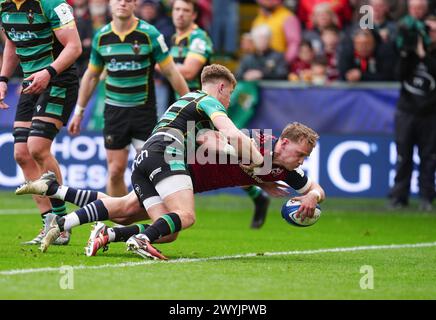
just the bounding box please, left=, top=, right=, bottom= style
left=281, top=200, right=322, bottom=227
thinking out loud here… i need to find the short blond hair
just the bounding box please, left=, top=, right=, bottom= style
left=201, top=64, right=237, bottom=88
left=280, top=122, right=319, bottom=148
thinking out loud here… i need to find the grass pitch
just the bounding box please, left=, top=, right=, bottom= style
left=0, top=191, right=435, bottom=300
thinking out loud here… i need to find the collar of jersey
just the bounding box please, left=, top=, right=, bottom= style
left=12, top=0, right=26, bottom=10
left=175, top=23, right=198, bottom=44
left=111, top=18, right=139, bottom=42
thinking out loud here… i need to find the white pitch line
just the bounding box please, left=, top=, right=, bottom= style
left=1, top=241, right=436, bottom=276
left=0, top=209, right=36, bottom=215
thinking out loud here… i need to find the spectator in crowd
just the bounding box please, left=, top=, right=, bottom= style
left=338, top=28, right=397, bottom=82
left=369, top=0, right=397, bottom=43
left=289, top=40, right=315, bottom=81
left=298, top=0, right=353, bottom=29
left=408, top=0, right=429, bottom=20
left=396, top=0, right=431, bottom=53
left=310, top=55, right=329, bottom=85
left=196, top=0, right=213, bottom=32
left=236, top=24, right=288, bottom=81
left=239, top=32, right=255, bottom=56
left=350, top=0, right=407, bottom=23
left=252, top=0, right=301, bottom=65
left=348, top=0, right=397, bottom=45
left=320, top=26, right=341, bottom=80
left=211, top=0, right=239, bottom=57
left=89, top=0, right=110, bottom=31
left=74, top=0, right=94, bottom=76
left=303, top=2, right=340, bottom=55
left=138, top=0, right=175, bottom=46
left=388, top=16, right=436, bottom=211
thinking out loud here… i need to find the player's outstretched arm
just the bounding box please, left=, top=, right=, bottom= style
left=196, top=129, right=237, bottom=157
left=212, top=115, right=263, bottom=167
left=293, top=181, right=325, bottom=220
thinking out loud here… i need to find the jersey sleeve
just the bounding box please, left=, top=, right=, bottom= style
left=283, top=167, right=311, bottom=194
left=198, top=96, right=228, bottom=120
left=42, top=0, right=75, bottom=30
left=187, top=30, right=213, bottom=63
left=88, top=31, right=104, bottom=72
left=148, top=24, right=171, bottom=67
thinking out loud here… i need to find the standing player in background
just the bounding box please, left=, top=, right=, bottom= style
left=68, top=0, right=189, bottom=197
left=169, top=0, right=270, bottom=228
left=0, top=0, right=82, bottom=245
left=169, top=0, right=212, bottom=94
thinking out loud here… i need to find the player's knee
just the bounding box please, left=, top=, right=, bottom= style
left=28, top=143, right=49, bottom=163
left=179, top=211, right=196, bottom=229
left=14, top=147, right=32, bottom=167
left=107, top=163, right=126, bottom=181
left=111, top=216, right=132, bottom=226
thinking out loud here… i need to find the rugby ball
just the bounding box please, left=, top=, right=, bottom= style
left=281, top=200, right=322, bottom=227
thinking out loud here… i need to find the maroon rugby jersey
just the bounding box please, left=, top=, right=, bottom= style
left=188, top=135, right=311, bottom=193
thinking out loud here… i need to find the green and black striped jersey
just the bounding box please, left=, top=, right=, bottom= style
left=89, top=18, right=172, bottom=108
left=170, top=24, right=213, bottom=91
left=153, top=90, right=227, bottom=137
left=0, top=0, right=77, bottom=79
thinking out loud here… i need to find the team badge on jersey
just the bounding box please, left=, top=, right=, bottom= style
left=27, top=10, right=34, bottom=24
left=132, top=40, right=140, bottom=55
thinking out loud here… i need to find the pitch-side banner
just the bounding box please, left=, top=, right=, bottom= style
left=0, top=129, right=428, bottom=197
left=249, top=85, right=399, bottom=135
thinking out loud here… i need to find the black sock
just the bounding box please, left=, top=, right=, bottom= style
left=112, top=224, right=150, bottom=242
left=65, top=188, right=98, bottom=207
left=75, top=200, right=109, bottom=225
left=46, top=180, right=60, bottom=196
left=143, top=213, right=182, bottom=243
left=243, top=186, right=262, bottom=200
left=50, top=198, right=66, bottom=216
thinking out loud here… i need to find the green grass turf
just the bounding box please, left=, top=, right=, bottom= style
left=0, top=191, right=436, bottom=299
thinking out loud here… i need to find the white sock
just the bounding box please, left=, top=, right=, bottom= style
left=54, top=185, right=68, bottom=200
left=63, top=213, right=80, bottom=231
left=107, top=228, right=116, bottom=242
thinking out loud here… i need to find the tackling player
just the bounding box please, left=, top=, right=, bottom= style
left=17, top=123, right=325, bottom=259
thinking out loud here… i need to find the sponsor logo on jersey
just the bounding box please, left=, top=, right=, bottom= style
left=107, top=58, right=142, bottom=72
left=7, top=28, right=37, bottom=41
